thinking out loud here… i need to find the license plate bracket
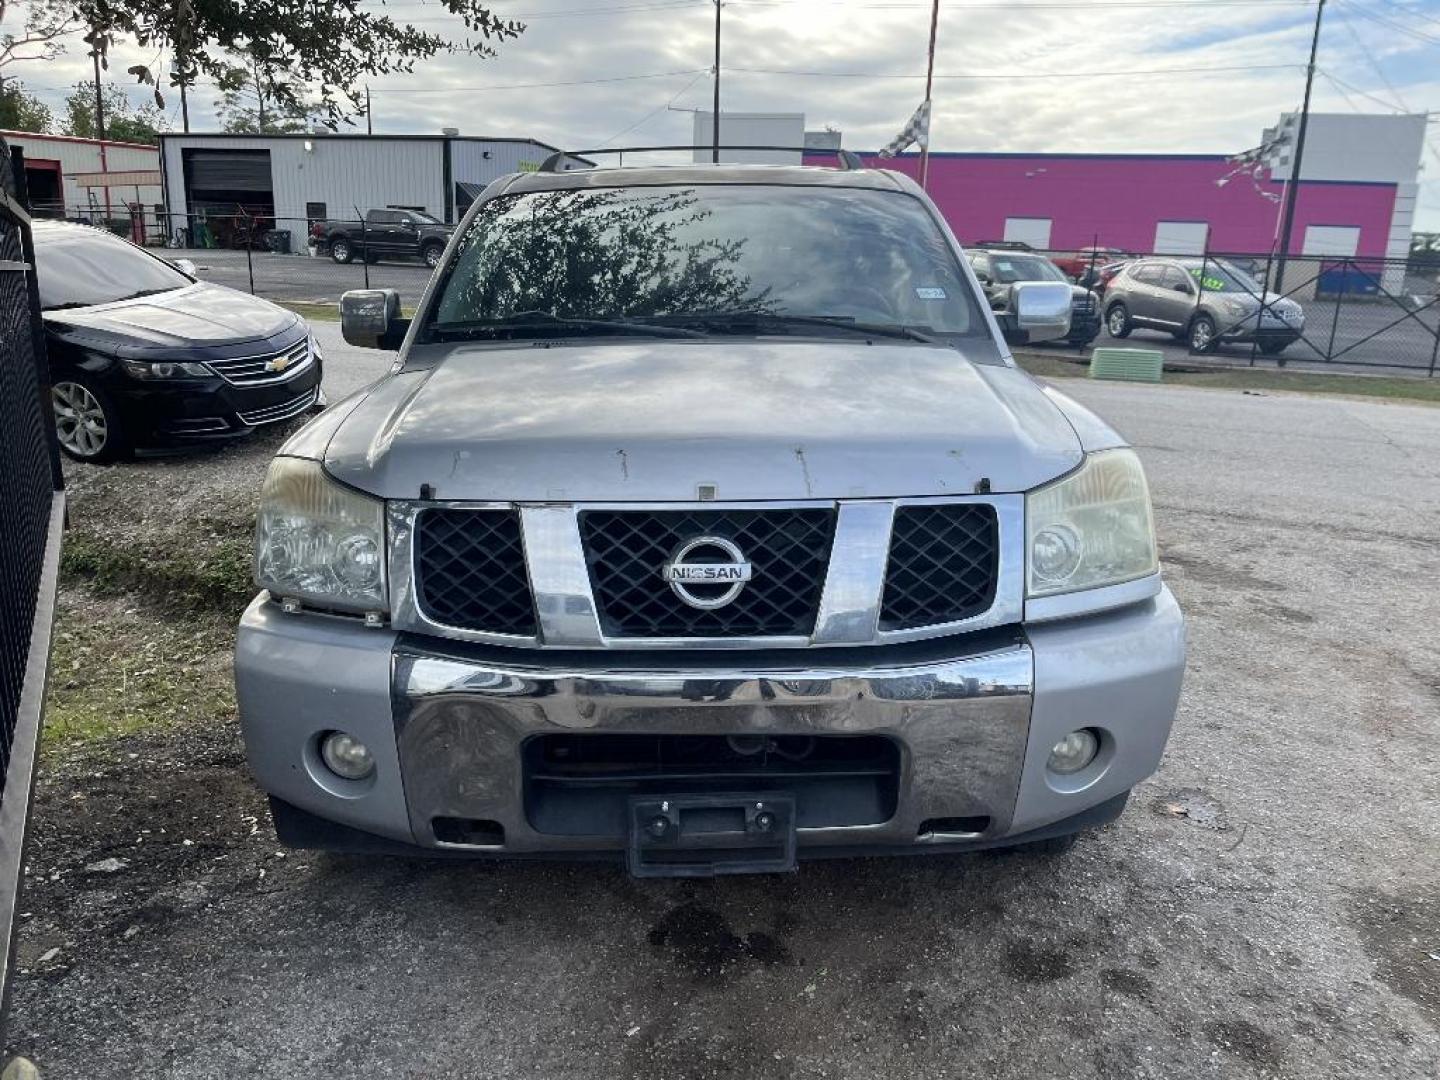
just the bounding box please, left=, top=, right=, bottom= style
left=627, top=793, right=797, bottom=878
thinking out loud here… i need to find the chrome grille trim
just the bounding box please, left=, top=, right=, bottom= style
left=207, top=337, right=312, bottom=386
left=388, top=496, right=1023, bottom=650
left=236, top=387, right=318, bottom=426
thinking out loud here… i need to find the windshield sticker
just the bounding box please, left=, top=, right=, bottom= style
left=1189, top=268, right=1228, bottom=292
left=915, top=286, right=948, bottom=300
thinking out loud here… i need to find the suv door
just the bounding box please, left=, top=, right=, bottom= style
left=1151, top=264, right=1198, bottom=330
left=1122, top=261, right=1166, bottom=327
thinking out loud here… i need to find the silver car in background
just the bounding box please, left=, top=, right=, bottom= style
left=235, top=159, right=1185, bottom=877
left=1103, top=257, right=1305, bottom=355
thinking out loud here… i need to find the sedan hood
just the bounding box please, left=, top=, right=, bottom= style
left=43, top=282, right=299, bottom=352
left=323, top=341, right=1083, bottom=501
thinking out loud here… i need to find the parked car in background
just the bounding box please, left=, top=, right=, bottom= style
left=967, top=246, right=1101, bottom=345
left=1053, top=246, right=1129, bottom=283
left=1089, top=261, right=1130, bottom=300
left=35, top=221, right=324, bottom=462
left=311, top=208, right=455, bottom=268
left=235, top=158, right=1184, bottom=877
left=1102, top=257, right=1304, bottom=354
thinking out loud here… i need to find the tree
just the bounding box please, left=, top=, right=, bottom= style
left=59, top=1, right=524, bottom=128
left=0, top=78, right=51, bottom=131
left=0, top=1, right=81, bottom=73
left=63, top=81, right=165, bottom=144
left=1410, top=232, right=1440, bottom=276
left=213, top=56, right=314, bottom=135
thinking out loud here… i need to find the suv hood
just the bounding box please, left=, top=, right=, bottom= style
left=322, top=341, right=1084, bottom=501
left=43, top=282, right=298, bottom=352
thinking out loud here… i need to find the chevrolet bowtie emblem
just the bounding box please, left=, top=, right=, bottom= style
left=266, top=354, right=293, bottom=373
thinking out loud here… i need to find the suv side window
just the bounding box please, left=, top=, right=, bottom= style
left=1159, top=266, right=1192, bottom=293
left=1131, top=263, right=1164, bottom=286
left=367, top=209, right=402, bottom=224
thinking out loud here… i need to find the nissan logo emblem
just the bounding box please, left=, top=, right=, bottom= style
left=661, top=536, right=753, bottom=610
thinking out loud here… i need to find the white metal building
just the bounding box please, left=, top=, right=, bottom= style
left=157, top=132, right=589, bottom=251
left=0, top=130, right=161, bottom=218
left=691, top=112, right=807, bottom=164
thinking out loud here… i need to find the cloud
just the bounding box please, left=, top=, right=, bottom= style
left=3, top=0, right=1436, bottom=226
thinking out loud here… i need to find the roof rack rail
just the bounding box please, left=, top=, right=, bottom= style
left=535, top=145, right=866, bottom=173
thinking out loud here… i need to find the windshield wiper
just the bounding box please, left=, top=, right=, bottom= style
left=430, top=310, right=707, bottom=341
left=645, top=310, right=942, bottom=344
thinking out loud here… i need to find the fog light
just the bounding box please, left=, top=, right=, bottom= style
left=1047, top=729, right=1099, bottom=775
left=320, top=731, right=375, bottom=780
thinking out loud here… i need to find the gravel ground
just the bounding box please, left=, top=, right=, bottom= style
left=5, top=337, right=1439, bottom=1078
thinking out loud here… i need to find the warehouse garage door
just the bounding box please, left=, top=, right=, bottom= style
left=181, top=148, right=274, bottom=247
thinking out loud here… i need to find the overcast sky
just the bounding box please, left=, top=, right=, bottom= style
left=5, top=0, right=1439, bottom=226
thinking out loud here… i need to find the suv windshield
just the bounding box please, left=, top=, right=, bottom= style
left=983, top=253, right=1067, bottom=284
left=423, top=185, right=985, bottom=341
left=1185, top=260, right=1262, bottom=294
left=35, top=226, right=191, bottom=310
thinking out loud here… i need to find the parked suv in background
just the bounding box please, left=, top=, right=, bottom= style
left=967, top=246, right=1101, bottom=346
left=1103, top=257, right=1305, bottom=355
left=1052, top=246, right=1129, bottom=285
left=236, top=159, right=1184, bottom=877
left=311, top=208, right=454, bottom=268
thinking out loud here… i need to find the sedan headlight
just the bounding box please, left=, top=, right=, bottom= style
left=1026, top=448, right=1157, bottom=597
left=255, top=457, right=386, bottom=612
left=121, top=359, right=212, bottom=380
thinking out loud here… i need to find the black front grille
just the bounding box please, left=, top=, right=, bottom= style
left=879, top=504, right=998, bottom=631
left=581, top=508, right=835, bottom=638
left=415, top=508, right=537, bottom=636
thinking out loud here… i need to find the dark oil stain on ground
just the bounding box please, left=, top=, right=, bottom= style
left=1205, top=1018, right=1283, bottom=1070
left=1349, top=886, right=1440, bottom=1023
left=1005, top=941, right=1073, bottom=983
left=1101, top=968, right=1154, bottom=999
left=648, top=904, right=793, bottom=980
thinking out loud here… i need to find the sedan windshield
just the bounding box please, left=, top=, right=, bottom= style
left=423, top=185, right=986, bottom=341
left=35, top=227, right=191, bottom=310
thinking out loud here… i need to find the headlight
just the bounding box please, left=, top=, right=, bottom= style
left=121, top=359, right=212, bottom=380
left=1220, top=298, right=1250, bottom=318
left=1026, top=448, right=1157, bottom=597
left=255, top=457, right=387, bottom=612
left=308, top=330, right=323, bottom=362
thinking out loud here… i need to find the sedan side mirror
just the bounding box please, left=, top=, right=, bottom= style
left=1011, top=281, right=1072, bottom=343
left=173, top=257, right=197, bottom=277
left=340, top=288, right=403, bottom=349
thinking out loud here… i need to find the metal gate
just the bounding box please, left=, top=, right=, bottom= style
left=0, top=137, right=65, bottom=1033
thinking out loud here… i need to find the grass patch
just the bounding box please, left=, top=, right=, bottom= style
left=277, top=300, right=339, bottom=322
left=1015, top=350, right=1440, bottom=404
left=44, top=588, right=235, bottom=748
left=60, top=509, right=256, bottom=615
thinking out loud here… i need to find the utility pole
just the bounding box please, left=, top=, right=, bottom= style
left=253, top=52, right=267, bottom=132
left=180, top=80, right=190, bottom=133
left=90, top=47, right=106, bottom=141
left=366, top=85, right=373, bottom=135
left=712, top=0, right=721, bottom=163
left=1274, top=0, right=1325, bottom=291
left=919, top=0, right=939, bottom=190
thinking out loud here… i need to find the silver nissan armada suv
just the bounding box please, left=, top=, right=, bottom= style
left=236, top=157, right=1185, bottom=876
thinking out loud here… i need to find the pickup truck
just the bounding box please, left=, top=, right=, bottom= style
left=238, top=159, right=1185, bottom=877
left=310, top=207, right=454, bottom=268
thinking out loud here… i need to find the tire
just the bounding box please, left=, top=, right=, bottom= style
left=52, top=375, right=130, bottom=463
left=1105, top=303, right=1132, bottom=338
left=330, top=238, right=353, bottom=264
left=422, top=242, right=444, bottom=269
left=1188, top=314, right=1218, bottom=354
left=1259, top=340, right=1288, bottom=356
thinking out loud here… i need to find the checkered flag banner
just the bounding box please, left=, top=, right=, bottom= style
left=877, top=100, right=931, bottom=159
left=1217, top=127, right=1290, bottom=204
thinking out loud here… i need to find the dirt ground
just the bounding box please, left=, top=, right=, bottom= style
left=4, top=333, right=1438, bottom=1078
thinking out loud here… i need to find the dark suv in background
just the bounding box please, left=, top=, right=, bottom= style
left=1102, top=257, right=1305, bottom=355
left=967, top=245, right=1101, bottom=346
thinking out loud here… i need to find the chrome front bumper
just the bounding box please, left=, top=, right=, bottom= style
left=235, top=588, right=1186, bottom=855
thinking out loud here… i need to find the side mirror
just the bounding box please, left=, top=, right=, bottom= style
left=173, top=257, right=197, bottom=277
left=1172, top=281, right=1193, bottom=295
left=976, top=273, right=993, bottom=286
left=1011, top=281, right=1072, bottom=343
left=340, top=288, right=402, bottom=349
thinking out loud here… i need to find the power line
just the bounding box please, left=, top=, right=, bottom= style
left=727, top=62, right=1304, bottom=79
left=1337, top=8, right=1410, bottom=110
left=728, top=0, right=1315, bottom=8
left=1368, top=0, right=1440, bottom=31
left=1335, top=0, right=1440, bottom=44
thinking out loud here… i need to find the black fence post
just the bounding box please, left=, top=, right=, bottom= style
left=1429, top=317, right=1439, bottom=377
left=242, top=209, right=256, bottom=296
left=1325, top=259, right=1344, bottom=361
left=358, top=210, right=371, bottom=290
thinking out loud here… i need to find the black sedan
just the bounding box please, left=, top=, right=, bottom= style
left=35, top=221, right=324, bottom=462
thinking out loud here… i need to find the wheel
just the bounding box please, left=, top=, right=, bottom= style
left=52, top=375, right=130, bottom=463
left=1188, top=314, right=1218, bottom=353
left=422, top=242, right=444, bottom=269
left=330, top=238, right=353, bottom=264
left=1105, top=303, right=1131, bottom=338
left=1259, top=340, right=1288, bottom=356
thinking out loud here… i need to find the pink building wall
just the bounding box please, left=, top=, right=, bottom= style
left=808, top=152, right=1397, bottom=258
